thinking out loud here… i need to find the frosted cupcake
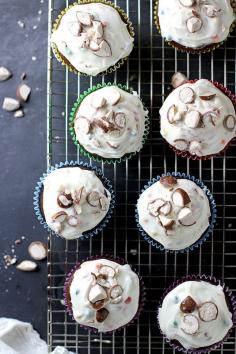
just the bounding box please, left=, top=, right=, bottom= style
left=64, top=257, right=144, bottom=332
left=34, top=163, right=114, bottom=240
left=70, top=84, right=149, bottom=163
left=51, top=1, right=134, bottom=76
left=136, top=174, right=216, bottom=252
left=155, top=0, right=235, bottom=54
left=158, top=276, right=236, bottom=352
left=160, top=79, right=236, bottom=159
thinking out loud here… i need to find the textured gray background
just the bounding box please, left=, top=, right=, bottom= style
left=0, top=0, right=47, bottom=340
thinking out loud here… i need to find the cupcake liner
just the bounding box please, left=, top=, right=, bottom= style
left=33, top=160, right=115, bottom=240
left=135, top=172, right=217, bottom=253
left=154, top=0, right=236, bottom=54
left=51, top=0, right=135, bottom=76
left=168, top=80, right=236, bottom=160
left=157, top=274, right=236, bottom=353
left=69, top=82, right=150, bottom=164
left=63, top=254, right=146, bottom=333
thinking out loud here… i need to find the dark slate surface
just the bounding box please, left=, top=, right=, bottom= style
left=0, top=0, right=48, bottom=341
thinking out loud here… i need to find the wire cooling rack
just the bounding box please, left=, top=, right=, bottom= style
left=47, top=0, right=236, bottom=352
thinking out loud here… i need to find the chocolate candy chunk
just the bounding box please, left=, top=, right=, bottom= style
left=173, top=139, right=189, bottom=151
left=88, top=284, right=107, bottom=303
left=105, top=110, right=114, bottom=122
left=172, top=188, right=191, bottom=207
left=186, top=16, right=203, bottom=33
left=159, top=201, right=172, bottom=216
left=223, top=115, right=236, bottom=132
left=96, top=274, right=110, bottom=288
left=91, top=95, right=107, bottom=109
left=94, top=40, right=112, bottom=58
left=0, top=66, right=12, bottom=81
left=92, top=20, right=104, bottom=39
left=189, top=140, right=202, bottom=156
left=76, top=117, right=91, bottom=134
left=171, top=72, right=187, bottom=89
left=87, top=191, right=100, bottom=207
left=98, top=265, right=116, bottom=278
left=159, top=215, right=175, bottom=230
left=52, top=211, right=68, bottom=222
left=91, top=299, right=105, bottom=310
left=180, top=296, right=197, bottom=313
left=181, top=315, right=199, bottom=335
left=89, top=40, right=99, bottom=51
left=110, top=285, right=123, bottom=299
left=204, top=5, right=221, bottom=18
left=76, top=11, right=93, bottom=26
left=148, top=198, right=165, bottom=216
left=160, top=176, right=177, bottom=188
left=199, top=94, right=216, bottom=101
left=111, top=295, right=123, bottom=304
left=184, top=110, right=201, bottom=128
left=167, top=105, right=182, bottom=124
left=67, top=21, right=81, bottom=36
left=179, top=0, right=195, bottom=7
left=179, top=87, right=195, bottom=104
left=72, top=186, right=85, bottom=204
left=77, top=33, right=90, bottom=48
left=198, top=302, right=218, bottom=322
left=178, top=207, right=196, bottom=226
left=203, top=111, right=218, bottom=127
left=114, top=113, right=126, bottom=128
left=109, top=89, right=121, bottom=106
left=99, top=196, right=108, bottom=211
left=57, top=193, right=73, bottom=208
left=96, top=308, right=109, bottom=323
left=67, top=215, right=79, bottom=227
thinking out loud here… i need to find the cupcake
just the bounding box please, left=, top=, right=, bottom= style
left=136, top=173, right=216, bottom=252
left=34, top=162, right=114, bottom=240
left=158, top=275, right=236, bottom=352
left=155, top=0, right=236, bottom=54
left=64, top=257, right=144, bottom=332
left=51, top=1, right=134, bottom=76
left=160, top=79, right=236, bottom=160
left=70, top=84, right=149, bottom=163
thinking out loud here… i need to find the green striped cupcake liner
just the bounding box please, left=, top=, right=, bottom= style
left=69, top=82, right=150, bottom=164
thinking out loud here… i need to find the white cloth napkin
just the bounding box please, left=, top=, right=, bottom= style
left=0, top=318, right=75, bottom=354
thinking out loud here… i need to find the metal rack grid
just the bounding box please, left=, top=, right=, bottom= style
left=47, top=0, right=236, bottom=352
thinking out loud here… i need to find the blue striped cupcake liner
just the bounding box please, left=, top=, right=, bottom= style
left=157, top=274, right=236, bottom=353
left=135, top=172, right=217, bottom=253
left=33, top=160, right=115, bottom=240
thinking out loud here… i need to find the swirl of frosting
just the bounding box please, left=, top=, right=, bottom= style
left=160, top=79, right=236, bottom=157
left=158, top=280, right=233, bottom=349
left=51, top=3, right=134, bottom=76
left=69, top=258, right=140, bottom=332
left=74, top=86, right=147, bottom=159
left=137, top=176, right=211, bottom=250
left=42, top=167, right=111, bottom=240
left=158, top=0, right=235, bottom=49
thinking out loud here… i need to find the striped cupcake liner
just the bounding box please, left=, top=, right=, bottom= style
left=154, top=0, right=236, bottom=54
left=69, top=82, right=150, bottom=164
left=168, top=80, right=236, bottom=160
left=135, top=172, right=217, bottom=253
left=51, top=0, right=135, bottom=76
left=157, top=274, right=236, bottom=353
left=63, top=254, right=146, bottom=333
left=33, top=160, right=115, bottom=240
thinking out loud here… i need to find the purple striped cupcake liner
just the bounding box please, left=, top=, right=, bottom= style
left=135, top=172, right=217, bottom=253
left=63, top=254, right=146, bottom=333
left=157, top=274, right=236, bottom=353
left=33, top=161, right=115, bottom=240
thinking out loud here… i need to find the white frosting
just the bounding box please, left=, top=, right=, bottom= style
left=69, top=259, right=140, bottom=332
left=43, top=167, right=111, bottom=240
left=74, top=86, right=147, bottom=158
left=160, top=79, right=236, bottom=157
left=51, top=3, right=134, bottom=76
left=158, top=281, right=233, bottom=349
left=137, top=177, right=211, bottom=250
left=158, top=0, right=235, bottom=49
